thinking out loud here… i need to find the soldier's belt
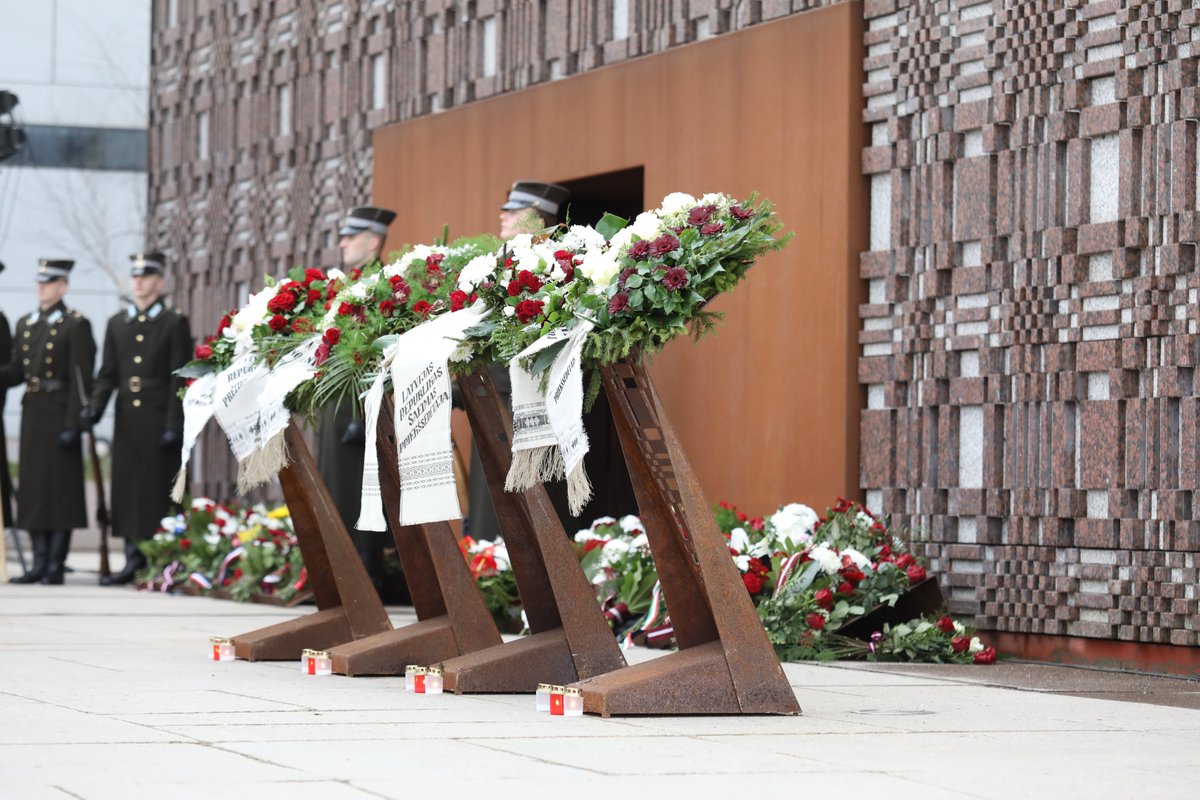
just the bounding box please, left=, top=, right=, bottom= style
left=25, top=377, right=66, bottom=393
left=124, top=376, right=168, bottom=393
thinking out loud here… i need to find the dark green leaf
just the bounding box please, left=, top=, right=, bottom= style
left=596, top=212, right=629, bottom=240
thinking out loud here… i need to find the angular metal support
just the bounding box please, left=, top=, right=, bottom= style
left=329, top=400, right=502, bottom=675
left=440, top=369, right=626, bottom=693
left=576, top=361, right=801, bottom=716
left=231, top=420, right=392, bottom=661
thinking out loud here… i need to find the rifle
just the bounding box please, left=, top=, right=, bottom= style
left=75, top=365, right=111, bottom=578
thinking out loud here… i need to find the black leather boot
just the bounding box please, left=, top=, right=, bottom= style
left=42, top=530, right=72, bottom=585
left=100, top=541, right=146, bottom=586
left=10, top=531, right=49, bottom=584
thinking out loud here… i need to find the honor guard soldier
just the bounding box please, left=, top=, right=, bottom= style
left=81, top=253, right=192, bottom=586
left=0, top=261, right=14, bottom=535
left=1, top=259, right=95, bottom=584
left=318, top=206, right=396, bottom=595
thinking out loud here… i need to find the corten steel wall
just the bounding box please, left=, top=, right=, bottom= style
left=373, top=5, right=867, bottom=513
left=149, top=0, right=843, bottom=499
left=861, top=0, right=1200, bottom=648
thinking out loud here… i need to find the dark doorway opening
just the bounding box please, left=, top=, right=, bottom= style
left=557, top=166, right=644, bottom=228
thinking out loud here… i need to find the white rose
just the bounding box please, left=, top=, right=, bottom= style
left=578, top=249, right=620, bottom=292
left=326, top=268, right=346, bottom=282
left=770, top=503, right=819, bottom=549
left=856, top=510, right=876, bottom=529
left=969, top=637, right=984, bottom=654
left=729, top=527, right=751, bottom=554
left=492, top=544, right=511, bottom=571
left=841, top=547, right=872, bottom=571
left=618, top=515, right=643, bottom=533
left=458, top=253, right=498, bottom=292
left=502, top=305, right=515, bottom=317
left=734, top=554, right=751, bottom=572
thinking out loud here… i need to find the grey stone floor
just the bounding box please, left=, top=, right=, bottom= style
left=2, top=563, right=1199, bottom=799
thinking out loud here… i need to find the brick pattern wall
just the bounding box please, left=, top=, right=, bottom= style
left=860, top=0, right=1200, bottom=645
left=148, top=0, right=838, bottom=498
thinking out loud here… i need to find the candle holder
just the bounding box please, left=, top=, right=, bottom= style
left=302, top=648, right=332, bottom=676
left=405, top=665, right=420, bottom=692
left=563, top=687, right=583, bottom=717
left=424, top=666, right=444, bottom=694
left=549, top=685, right=566, bottom=716
left=411, top=666, right=428, bottom=693
left=210, top=637, right=235, bottom=662
left=535, top=682, right=553, bottom=712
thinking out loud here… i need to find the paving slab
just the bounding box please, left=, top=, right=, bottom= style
left=2, top=580, right=1199, bottom=799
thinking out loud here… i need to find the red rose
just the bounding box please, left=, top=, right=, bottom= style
left=412, top=300, right=432, bottom=317
left=905, top=564, right=927, bottom=583
left=379, top=300, right=395, bottom=317
left=895, top=553, right=915, bottom=570
left=304, top=267, right=326, bottom=285
left=324, top=300, right=332, bottom=310
left=973, top=646, right=997, bottom=665
left=326, top=280, right=342, bottom=299
left=217, top=314, right=232, bottom=333
left=267, top=291, right=296, bottom=314
left=349, top=268, right=362, bottom=280
left=839, top=566, right=866, bottom=585
left=951, top=636, right=970, bottom=653
left=515, top=298, right=544, bottom=324
left=194, top=344, right=213, bottom=360
left=307, top=289, right=322, bottom=304
left=836, top=581, right=854, bottom=595
left=700, top=222, right=725, bottom=235
left=554, top=249, right=571, bottom=260
left=936, top=615, right=956, bottom=634
left=582, top=538, right=607, bottom=553
left=449, top=290, right=468, bottom=312
left=730, top=205, right=754, bottom=220
left=750, top=517, right=765, bottom=532
left=390, top=276, right=411, bottom=302
left=814, top=588, right=834, bottom=610
left=268, top=314, right=288, bottom=331
left=628, top=240, right=652, bottom=260
left=337, top=302, right=354, bottom=316
left=179, top=538, right=192, bottom=550
left=608, top=292, right=629, bottom=314
left=662, top=266, right=690, bottom=291
left=805, top=612, right=826, bottom=631
left=878, top=544, right=893, bottom=559
left=324, top=327, right=341, bottom=345
left=649, top=233, right=681, bottom=257
left=687, top=205, right=716, bottom=226
left=742, top=572, right=763, bottom=594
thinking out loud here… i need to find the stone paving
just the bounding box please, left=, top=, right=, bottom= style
left=2, top=566, right=1199, bottom=799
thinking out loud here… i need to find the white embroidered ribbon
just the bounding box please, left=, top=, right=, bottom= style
left=383, top=303, right=491, bottom=526
left=171, top=372, right=218, bottom=502
left=355, top=342, right=399, bottom=532
left=506, top=320, right=594, bottom=515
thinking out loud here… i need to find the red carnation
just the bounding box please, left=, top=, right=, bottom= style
left=629, top=240, right=652, bottom=260
left=836, top=581, right=854, bottom=595
left=390, top=276, right=411, bottom=302
left=515, top=298, right=544, bottom=324
left=194, top=344, right=213, bottom=360
left=814, top=588, right=835, bottom=610
left=426, top=253, right=446, bottom=267
left=951, top=636, right=970, bottom=654
left=662, top=266, right=690, bottom=291
left=323, top=327, right=341, bottom=345
left=973, top=646, right=997, bottom=665
left=268, top=314, right=288, bottom=332
left=517, top=270, right=542, bottom=292
left=449, top=289, right=469, bottom=312
left=936, top=615, right=956, bottom=634
left=291, top=317, right=313, bottom=334
left=326, top=280, right=342, bottom=299
left=905, top=564, right=927, bottom=583
left=649, top=233, right=681, bottom=257
left=730, top=204, right=754, bottom=220
left=379, top=300, right=395, bottom=317
left=307, top=289, right=322, bottom=304
left=608, top=292, right=630, bottom=314
left=839, top=566, right=866, bottom=585
left=267, top=291, right=296, bottom=314
left=179, top=538, right=192, bottom=551
left=687, top=204, right=716, bottom=226
left=506, top=281, right=521, bottom=297
left=700, top=222, right=725, bottom=235
left=742, top=572, right=763, bottom=594
left=553, top=249, right=571, bottom=260
left=412, top=300, right=433, bottom=317
left=349, top=268, right=362, bottom=280
left=805, top=612, right=826, bottom=631
left=304, top=267, right=326, bottom=285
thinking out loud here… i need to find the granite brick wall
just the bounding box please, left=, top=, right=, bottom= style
left=148, top=0, right=839, bottom=498
left=860, top=0, right=1200, bottom=645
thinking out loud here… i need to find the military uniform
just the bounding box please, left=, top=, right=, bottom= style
left=0, top=303, right=13, bottom=529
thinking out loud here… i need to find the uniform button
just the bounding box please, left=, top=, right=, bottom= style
left=132, top=399, right=142, bottom=408
left=138, top=315, right=146, bottom=322
left=49, top=328, right=57, bottom=336
left=45, top=371, right=53, bottom=378
left=46, top=342, right=54, bottom=350
left=22, top=344, right=29, bottom=351
left=45, top=357, right=52, bottom=365
left=23, top=331, right=30, bottom=338
left=136, top=334, right=145, bottom=342
left=133, top=355, right=143, bottom=364
left=22, top=358, right=30, bottom=365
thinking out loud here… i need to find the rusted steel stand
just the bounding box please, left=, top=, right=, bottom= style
left=440, top=369, right=626, bottom=693
left=576, top=361, right=801, bottom=716
left=328, top=401, right=502, bottom=675
left=230, top=420, right=392, bottom=660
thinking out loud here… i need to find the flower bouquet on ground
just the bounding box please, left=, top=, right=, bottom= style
left=574, top=515, right=657, bottom=634
left=459, top=535, right=522, bottom=632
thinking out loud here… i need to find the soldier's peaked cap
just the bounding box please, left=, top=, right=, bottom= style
left=339, top=206, right=396, bottom=237
left=501, top=181, right=570, bottom=216
left=130, top=252, right=167, bottom=277
left=36, top=258, right=75, bottom=283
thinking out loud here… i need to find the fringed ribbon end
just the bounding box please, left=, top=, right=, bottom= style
left=170, top=466, right=188, bottom=504
left=566, top=460, right=593, bottom=517
left=236, top=430, right=290, bottom=494
left=505, top=445, right=563, bottom=492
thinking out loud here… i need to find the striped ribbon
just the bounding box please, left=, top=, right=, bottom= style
left=622, top=581, right=664, bottom=650
left=774, top=552, right=806, bottom=594
left=213, top=546, right=245, bottom=585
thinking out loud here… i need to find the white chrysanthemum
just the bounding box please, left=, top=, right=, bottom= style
left=492, top=543, right=511, bottom=571
left=502, top=305, right=516, bottom=317
left=599, top=538, right=630, bottom=567
left=770, top=503, right=819, bottom=549
left=458, top=253, right=498, bottom=292
left=808, top=543, right=843, bottom=575
left=591, top=516, right=617, bottom=528
left=607, top=225, right=637, bottom=256
left=507, top=233, right=534, bottom=250
left=618, top=514, right=643, bottom=533
left=574, top=529, right=605, bottom=544
left=855, top=510, right=876, bottom=529
left=841, top=547, right=872, bottom=571
left=348, top=281, right=369, bottom=300
left=549, top=262, right=568, bottom=282
left=657, top=192, right=697, bottom=217
left=562, top=224, right=606, bottom=251
left=631, top=211, right=665, bottom=240
left=729, top=527, right=751, bottom=553
left=327, top=268, right=346, bottom=282
left=579, top=249, right=620, bottom=292
left=510, top=245, right=544, bottom=274
left=449, top=341, right=474, bottom=363
left=698, top=192, right=733, bottom=212
left=630, top=532, right=649, bottom=550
